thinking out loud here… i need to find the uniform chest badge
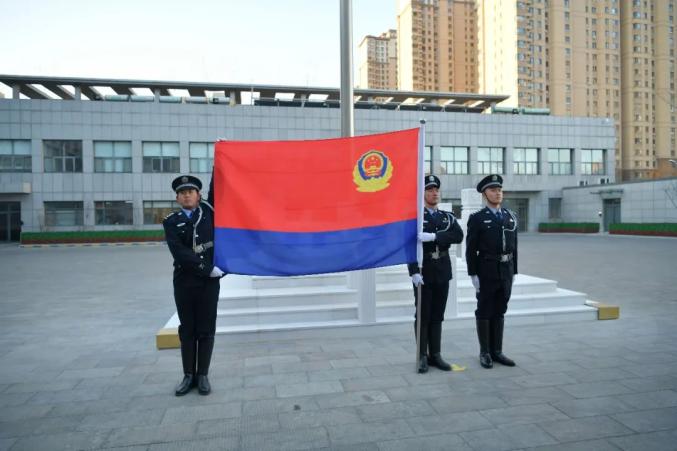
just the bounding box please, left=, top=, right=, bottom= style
left=353, top=150, right=393, bottom=192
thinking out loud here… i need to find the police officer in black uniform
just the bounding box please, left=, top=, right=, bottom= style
left=408, top=175, right=464, bottom=373
left=163, top=175, right=224, bottom=395
left=465, top=174, right=517, bottom=369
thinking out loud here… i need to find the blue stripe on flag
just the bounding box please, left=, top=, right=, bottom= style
left=214, top=219, right=417, bottom=276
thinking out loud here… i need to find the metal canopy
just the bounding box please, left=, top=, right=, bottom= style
left=0, top=74, right=509, bottom=112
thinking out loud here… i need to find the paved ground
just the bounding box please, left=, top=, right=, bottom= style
left=0, top=234, right=676, bottom=451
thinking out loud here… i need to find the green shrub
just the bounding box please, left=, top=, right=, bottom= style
left=21, top=229, right=165, bottom=244
left=609, top=223, right=677, bottom=237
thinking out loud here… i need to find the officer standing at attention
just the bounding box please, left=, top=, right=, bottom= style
left=163, top=175, right=225, bottom=396
left=408, top=175, right=464, bottom=373
left=465, top=174, right=517, bottom=369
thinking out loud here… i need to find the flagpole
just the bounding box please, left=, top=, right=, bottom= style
left=416, top=119, right=425, bottom=369
left=340, top=0, right=376, bottom=324
left=340, top=0, right=354, bottom=138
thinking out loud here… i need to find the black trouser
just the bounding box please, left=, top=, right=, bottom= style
left=475, top=275, right=512, bottom=320
left=174, top=273, right=220, bottom=375
left=413, top=280, right=449, bottom=355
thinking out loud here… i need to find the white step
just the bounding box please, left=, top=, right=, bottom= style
left=376, top=300, right=414, bottom=318
left=215, top=303, right=358, bottom=328
left=218, top=285, right=356, bottom=309
left=458, top=305, right=598, bottom=324
left=457, top=288, right=587, bottom=314
left=251, top=272, right=348, bottom=290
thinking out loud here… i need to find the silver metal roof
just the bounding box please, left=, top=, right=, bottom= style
left=0, top=74, right=508, bottom=113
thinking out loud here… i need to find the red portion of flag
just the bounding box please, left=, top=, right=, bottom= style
left=213, top=128, right=419, bottom=233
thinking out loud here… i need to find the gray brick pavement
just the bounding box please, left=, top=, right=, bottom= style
left=0, top=235, right=676, bottom=450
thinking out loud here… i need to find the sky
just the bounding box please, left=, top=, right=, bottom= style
left=0, top=0, right=396, bottom=96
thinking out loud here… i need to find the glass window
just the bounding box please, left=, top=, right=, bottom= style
left=44, top=201, right=84, bottom=226
left=189, top=142, right=214, bottom=173
left=94, top=201, right=133, bottom=225
left=142, top=142, right=180, bottom=173
left=548, top=148, right=572, bottom=175
left=143, top=200, right=177, bottom=225
left=581, top=149, right=606, bottom=175
left=43, top=140, right=83, bottom=173
left=94, top=141, right=132, bottom=173
left=424, top=146, right=432, bottom=174
left=477, top=147, right=504, bottom=174
left=513, top=148, right=539, bottom=175
left=548, top=198, right=562, bottom=220
left=440, top=146, right=469, bottom=174
left=0, top=140, right=32, bottom=172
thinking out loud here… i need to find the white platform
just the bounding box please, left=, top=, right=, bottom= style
left=162, top=260, right=598, bottom=335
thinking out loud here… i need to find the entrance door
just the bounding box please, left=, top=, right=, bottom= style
left=503, top=198, right=529, bottom=232
left=0, top=202, right=21, bottom=241
left=603, top=198, right=621, bottom=232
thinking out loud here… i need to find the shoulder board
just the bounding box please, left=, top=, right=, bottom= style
left=163, top=211, right=178, bottom=221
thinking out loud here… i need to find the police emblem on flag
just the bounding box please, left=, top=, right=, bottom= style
left=353, top=150, right=393, bottom=192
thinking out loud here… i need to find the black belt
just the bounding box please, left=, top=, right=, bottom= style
left=424, top=250, right=448, bottom=260
left=481, top=253, right=513, bottom=262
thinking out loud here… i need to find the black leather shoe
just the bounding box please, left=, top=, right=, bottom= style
left=174, top=374, right=195, bottom=396
left=491, top=352, right=516, bottom=367
left=480, top=352, right=493, bottom=369
left=197, top=374, right=211, bottom=395
left=428, top=353, right=452, bottom=371
left=417, top=355, right=429, bottom=373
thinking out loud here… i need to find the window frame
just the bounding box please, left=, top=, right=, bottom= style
left=548, top=148, right=573, bottom=175
left=188, top=142, right=214, bottom=173
left=94, top=141, right=133, bottom=173
left=513, top=147, right=540, bottom=175
left=94, top=201, right=134, bottom=226
left=142, top=142, right=180, bottom=173
left=43, top=140, right=83, bottom=173
left=581, top=149, right=606, bottom=175
left=476, top=147, right=504, bottom=174
left=44, top=201, right=84, bottom=227
left=0, top=139, right=32, bottom=173
left=143, top=200, right=178, bottom=225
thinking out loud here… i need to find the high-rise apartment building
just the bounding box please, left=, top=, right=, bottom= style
left=357, top=30, right=398, bottom=90
left=478, top=0, right=676, bottom=180
left=397, top=0, right=478, bottom=93
left=622, top=0, right=676, bottom=179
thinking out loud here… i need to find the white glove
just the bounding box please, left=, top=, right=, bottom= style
left=411, top=274, right=424, bottom=287
left=418, top=232, right=436, bottom=242
left=471, top=275, right=480, bottom=292
left=210, top=266, right=225, bottom=278
left=513, top=274, right=518, bottom=283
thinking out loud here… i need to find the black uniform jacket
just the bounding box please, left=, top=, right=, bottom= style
left=163, top=180, right=217, bottom=279
left=465, top=206, right=518, bottom=279
left=408, top=208, right=464, bottom=283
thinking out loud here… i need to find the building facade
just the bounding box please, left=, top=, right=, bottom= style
left=477, top=0, right=676, bottom=182
left=561, top=177, right=677, bottom=230
left=357, top=30, right=398, bottom=90
left=0, top=76, right=615, bottom=241
left=397, top=0, right=478, bottom=93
